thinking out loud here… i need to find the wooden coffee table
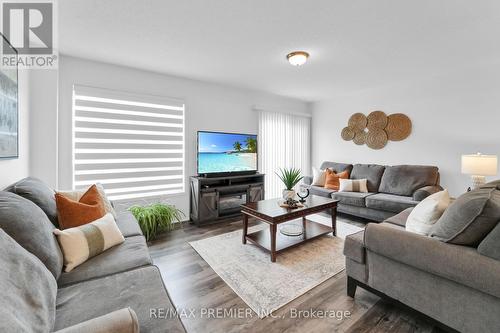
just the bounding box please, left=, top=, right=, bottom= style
left=240, top=195, right=338, bottom=262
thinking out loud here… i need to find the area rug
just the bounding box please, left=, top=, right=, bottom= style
left=189, top=224, right=345, bottom=318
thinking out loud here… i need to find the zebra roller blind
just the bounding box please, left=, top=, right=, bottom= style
left=72, top=85, right=185, bottom=201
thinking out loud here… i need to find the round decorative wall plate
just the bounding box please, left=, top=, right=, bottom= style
left=348, top=113, right=367, bottom=131
left=385, top=113, right=412, bottom=141
left=366, top=128, right=388, bottom=149
left=341, top=127, right=355, bottom=141
left=352, top=130, right=366, bottom=145
left=367, top=111, right=388, bottom=129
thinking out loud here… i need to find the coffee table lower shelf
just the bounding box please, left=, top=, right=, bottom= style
left=245, top=219, right=333, bottom=255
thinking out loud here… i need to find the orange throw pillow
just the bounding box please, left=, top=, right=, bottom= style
left=324, top=169, right=349, bottom=190
left=56, top=185, right=106, bottom=229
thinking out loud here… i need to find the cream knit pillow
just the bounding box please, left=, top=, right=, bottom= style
left=54, top=213, right=125, bottom=272
left=312, top=167, right=328, bottom=186
left=406, top=190, right=451, bottom=236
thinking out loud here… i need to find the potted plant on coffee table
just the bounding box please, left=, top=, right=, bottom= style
left=276, top=167, right=303, bottom=200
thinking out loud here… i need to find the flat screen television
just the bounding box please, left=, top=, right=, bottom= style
left=197, top=131, right=258, bottom=177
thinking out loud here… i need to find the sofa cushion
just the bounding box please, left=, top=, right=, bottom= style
left=53, top=308, right=139, bottom=333
left=379, top=165, right=439, bottom=196
left=365, top=193, right=419, bottom=213
left=58, top=235, right=152, bottom=287
left=350, top=164, right=386, bottom=192
left=430, top=187, right=500, bottom=246
left=116, top=211, right=143, bottom=237
left=332, top=191, right=375, bottom=207
left=478, top=223, right=500, bottom=261
left=307, top=185, right=337, bottom=198
left=481, top=179, right=500, bottom=189
left=384, top=207, right=413, bottom=227
left=0, top=191, right=63, bottom=279
left=0, top=229, right=57, bottom=333
left=4, top=177, right=58, bottom=226
left=343, top=230, right=365, bottom=263
left=320, top=161, right=353, bottom=175
left=55, top=266, right=185, bottom=333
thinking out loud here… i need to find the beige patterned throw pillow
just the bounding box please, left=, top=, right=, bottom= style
left=54, top=213, right=125, bottom=272
left=339, top=178, right=368, bottom=193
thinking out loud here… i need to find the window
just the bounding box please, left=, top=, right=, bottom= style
left=72, top=85, right=185, bottom=201
left=258, top=110, right=311, bottom=198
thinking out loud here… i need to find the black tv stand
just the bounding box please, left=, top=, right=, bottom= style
left=199, top=171, right=257, bottom=178
left=190, top=173, right=265, bottom=225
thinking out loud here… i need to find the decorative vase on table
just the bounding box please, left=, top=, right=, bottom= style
left=282, top=189, right=296, bottom=200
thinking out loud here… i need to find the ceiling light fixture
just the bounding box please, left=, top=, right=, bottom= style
left=286, top=51, right=309, bottom=66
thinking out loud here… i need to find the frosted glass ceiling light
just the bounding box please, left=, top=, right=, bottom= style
left=286, top=51, right=309, bottom=66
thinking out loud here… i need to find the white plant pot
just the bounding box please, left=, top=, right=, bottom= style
left=282, top=189, right=296, bottom=200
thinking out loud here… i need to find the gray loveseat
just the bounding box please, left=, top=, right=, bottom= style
left=344, top=205, right=500, bottom=333
left=0, top=177, right=185, bottom=333
left=303, top=162, right=443, bottom=221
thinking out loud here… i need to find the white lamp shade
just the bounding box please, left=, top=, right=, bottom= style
left=461, top=154, right=498, bottom=176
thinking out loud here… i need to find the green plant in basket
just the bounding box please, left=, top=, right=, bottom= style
left=128, top=203, right=184, bottom=241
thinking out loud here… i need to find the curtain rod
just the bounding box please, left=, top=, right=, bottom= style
left=252, top=106, right=312, bottom=118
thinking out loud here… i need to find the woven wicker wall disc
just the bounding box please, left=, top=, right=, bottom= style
left=353, top=130, right=366, bottom=145
left=348, top=113, right=367, bottom=131
left=367, top=111, right=388, bottom=129
left=366, top=128, right=388, bottom=149
left=385, top=113, right=412, bottom=141
left=341, top=127, right=355, bottom=141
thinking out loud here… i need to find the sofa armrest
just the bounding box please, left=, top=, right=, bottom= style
left=412, top=185, right=443, bottom=201
left=303, top=176, right=313, bottom=185
left=54, top=308, right=139, bottom=333
left=364, top=223, right=500, bottom=299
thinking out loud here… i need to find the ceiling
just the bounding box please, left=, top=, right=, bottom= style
left=59, top=0, right=500, bottom=102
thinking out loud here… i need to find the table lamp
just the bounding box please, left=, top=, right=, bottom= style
left=461, top=153, right=498, bottom=190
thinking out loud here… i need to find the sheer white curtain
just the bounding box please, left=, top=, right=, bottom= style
left=258, top=110, right=311, bottom=199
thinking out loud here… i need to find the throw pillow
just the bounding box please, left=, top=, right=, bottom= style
left=339, top=178, right=368, bottom=193
left=56, top=184, right=106, bottom=229
left=54, top=213, right=125, bottom=272
left=58, top=183, right=116, bottom=218
left=0, top=229, right=57, bottom=332
left=429, top=187, right=500, bottom=246
left=311, top=167, right=328, bottom=186
left=406, top=190, right=450, bottom=236
left=477, top=222, right=500, bottom=261
left=0, top=191, right=63, bottom=279
left=324, top=169, right=349, bottom=191
left=4, top=177, right=59, bottom=226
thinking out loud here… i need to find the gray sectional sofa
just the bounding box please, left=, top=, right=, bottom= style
left=303, top=162, right=443, bottom=221
left=344, top=191, right=500, bottom=333
left=0, top=177, right=185, bottom=333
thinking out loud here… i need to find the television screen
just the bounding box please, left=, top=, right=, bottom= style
left=197, top=131, right=257, bottom=175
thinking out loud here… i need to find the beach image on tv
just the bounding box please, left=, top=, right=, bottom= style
left=198, top=132, right=257, bottom=174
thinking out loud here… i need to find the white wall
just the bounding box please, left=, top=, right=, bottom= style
left=57, top=56, right=309, bottom=216
left=29, top=70, right=58, bottom=188
left=311, top=62, right=500, bottom=197
left=0, top=70, right=30, bottom=188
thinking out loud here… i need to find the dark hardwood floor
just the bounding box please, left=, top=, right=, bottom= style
left=149, top=216, right=444, bottom=333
